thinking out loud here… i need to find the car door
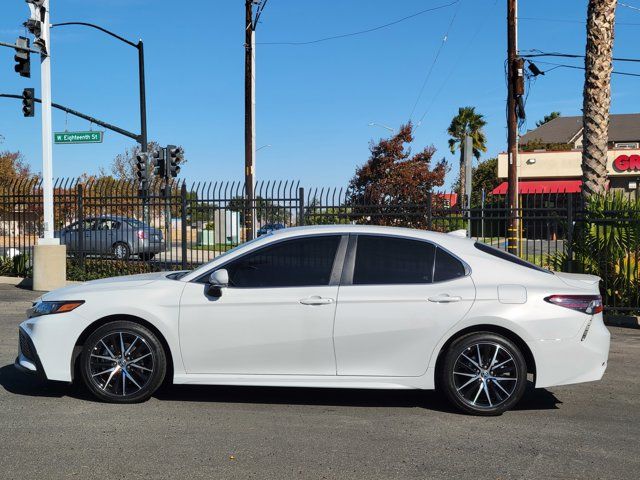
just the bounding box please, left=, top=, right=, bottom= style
left=333, top=234, right=476, bottom=377
left=179, top=234, right=347, bottom=375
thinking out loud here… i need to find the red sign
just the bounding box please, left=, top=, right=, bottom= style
left=613, top=154, right=640, bottom=172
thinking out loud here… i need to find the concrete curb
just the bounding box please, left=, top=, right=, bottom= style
left=604, top=315, right=640, bottom=329
left=0, top=276, right=81, bottom=291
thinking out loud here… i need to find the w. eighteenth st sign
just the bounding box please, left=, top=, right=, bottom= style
left=54, top=131, right=104, bottom=144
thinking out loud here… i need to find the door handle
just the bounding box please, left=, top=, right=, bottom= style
left=299, top=296, right=335, bottom=306
left=428, top=294, right=462, bottom=303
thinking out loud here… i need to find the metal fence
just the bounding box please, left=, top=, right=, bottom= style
left=1, top=178, right=638, bottom=313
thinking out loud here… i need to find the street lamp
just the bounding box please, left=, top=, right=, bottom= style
left=368, top=122, right=395, bottom=134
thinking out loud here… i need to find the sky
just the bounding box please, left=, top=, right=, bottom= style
left=1, top=0, right=639, bottom=190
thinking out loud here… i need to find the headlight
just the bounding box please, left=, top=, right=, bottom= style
left=28, top=300, right=85, bottom=318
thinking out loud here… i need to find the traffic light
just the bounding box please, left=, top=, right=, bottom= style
left=22, top=88, right=35, bottom=117
left=25, top=0, right=47, bottom=55
left=152, top=148, right=166, bottom=178
left=14, top=37, right=30, bottom=78
left=167, top=145, right=184, bottom=178
left=135, top=152, right=149, bottom=184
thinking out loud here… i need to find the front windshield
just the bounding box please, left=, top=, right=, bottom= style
left=173, top=235, right=269, bottom=280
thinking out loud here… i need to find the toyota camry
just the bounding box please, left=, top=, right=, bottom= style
left=15, top=225, right=610, bottom=415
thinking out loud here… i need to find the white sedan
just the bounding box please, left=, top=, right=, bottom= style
left=15, top=225, right=610, bottom=415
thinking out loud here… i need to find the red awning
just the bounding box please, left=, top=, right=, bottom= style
left=492, top=180, right=582, bottom=195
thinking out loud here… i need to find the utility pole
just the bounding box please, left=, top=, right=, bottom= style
left=507, top=0, right=519, bottom=255
left=244, top=0, right=256, bottom=240
left=464, top=135, right=473, bottom=238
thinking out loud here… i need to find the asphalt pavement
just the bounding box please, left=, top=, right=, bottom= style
left=0, top=283, right=638, bottom=480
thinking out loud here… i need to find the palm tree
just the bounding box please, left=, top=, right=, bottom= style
left=582, top=0, right=617, bottom=200
left=447, top=107, right=487, bottom=204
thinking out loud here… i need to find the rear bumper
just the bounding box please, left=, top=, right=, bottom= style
left=534, top=314, right=610, bottom=388
left=132, top=241, right=166, bottom=255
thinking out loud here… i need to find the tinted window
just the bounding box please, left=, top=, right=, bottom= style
left=434, top=248, right=466, bottom=282
left=353, top=235, right=435, bottom=285
left=225, top=235, right=341, bottom=288
left=474, top=242, right=552, bottom=274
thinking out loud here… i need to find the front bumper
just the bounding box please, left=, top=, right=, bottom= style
left=15, top=327, right=47, bottom=380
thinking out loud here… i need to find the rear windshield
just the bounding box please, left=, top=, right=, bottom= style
left=126, top=219, right=146, bottom=228
left=474, top=242, right=552, bottom=274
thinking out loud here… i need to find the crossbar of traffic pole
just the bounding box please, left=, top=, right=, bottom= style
left=0, top=40, right=40, bottom=53
left=0, top=93, right=141, bottom=142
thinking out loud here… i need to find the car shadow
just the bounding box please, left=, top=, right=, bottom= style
left=0, top=364, right=561, bottom=413
left=0, top=364, right=92, bottom=400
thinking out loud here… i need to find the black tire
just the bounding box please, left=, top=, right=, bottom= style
left=80, top=321, right=167, bottom=403
left=138, top=252, right=155, bottom=261
left=438, top=332, right=527, bottom=416
left=112, top=242, right=131, bottom=260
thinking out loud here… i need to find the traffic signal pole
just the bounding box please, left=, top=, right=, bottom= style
left=39, top=0, right=56, bottom=244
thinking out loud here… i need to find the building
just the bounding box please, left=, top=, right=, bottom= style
left=494, top=113, right=640, bottom=196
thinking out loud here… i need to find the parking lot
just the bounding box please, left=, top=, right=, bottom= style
left=0, top=283, right=638, bottom=480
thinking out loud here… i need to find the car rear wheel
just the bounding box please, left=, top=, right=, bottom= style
left=439, top=332, right=527, bottom=416
left=112, top=242, right=130, bottom=260
left=79, top=321, right=166, bottom=403
left=138, top=252, right=155, bottom=261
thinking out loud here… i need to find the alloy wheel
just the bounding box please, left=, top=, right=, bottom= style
left=88, top=331, right=155, bottom=397
left=451, top=342, right=518, bottom=409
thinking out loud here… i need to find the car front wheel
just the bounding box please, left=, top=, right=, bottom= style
left=439, top=332, right=527, bottom=416
left=79, top=321, right=167, bottom=403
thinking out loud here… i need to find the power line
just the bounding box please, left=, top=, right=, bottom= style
left=620, top=2, right=640, bottom=12
left=521, top=49, right=640, bottom=63
left=518, top=15, right=640, bottom=26
left=256, top=1, right=460, bottom=45
left=408, top=0, right=463, bottom=121
left=415, top=8, right=493, bottom=128
left=531, top=60, right=640, bottom=78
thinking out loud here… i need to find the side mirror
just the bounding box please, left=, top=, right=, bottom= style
left=207, top=269, right=229, bottom=297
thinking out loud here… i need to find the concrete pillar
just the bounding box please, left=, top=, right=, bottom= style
left=32, top=244, right=67, bottom=292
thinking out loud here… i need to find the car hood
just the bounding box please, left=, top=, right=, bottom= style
left=42, top=271, right=172, bottom=301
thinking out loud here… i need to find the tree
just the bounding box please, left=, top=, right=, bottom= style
left=106, top=142, right=186, bottom=181
left=348, top=122, right=448, bottom=229
left=452, top=157, right=500, bottom=208
left=447, top=107, right=487, bottom=204
left=0, top=150, right=34, bottom=188
left=535, top=111, right=561, bottom=127
left=581, top=0, right=617, bottom=200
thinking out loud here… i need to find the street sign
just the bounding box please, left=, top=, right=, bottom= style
left=54, top=131, right=103, bottom=144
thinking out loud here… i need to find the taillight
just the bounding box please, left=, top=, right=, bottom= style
left=137, top=229, right=146, bottom=240
left=544, top=295, right=603, bottom=315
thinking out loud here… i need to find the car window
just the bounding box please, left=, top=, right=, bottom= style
left=82, top=219, right=97, bottom=231
left=474, top=242, right=552, bottom=274
left=96, top=219, right=121, bottom=230
left=433, top=247, right=466, bottom=282
left=224, top=235, right=341, bottom=288
left=353, top=235, right=435, bottom=285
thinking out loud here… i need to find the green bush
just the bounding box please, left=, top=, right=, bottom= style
left=66, top=259, right=163, bottom=282
left=547, top=193, right=640, bottom=311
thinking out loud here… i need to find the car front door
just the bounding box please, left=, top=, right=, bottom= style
left=179, top=234, right=347, bottom=375
left=333, top=234, right=476, bottom=377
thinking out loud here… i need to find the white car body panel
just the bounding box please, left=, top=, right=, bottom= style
left=178, top=282, right=338, bottom=375
left=333, top=277, right=475, bottom=376
left=17, top=225, right=610, bottom=394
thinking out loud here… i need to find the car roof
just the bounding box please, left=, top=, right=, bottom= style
left=269, top=224, right=475, bottom=249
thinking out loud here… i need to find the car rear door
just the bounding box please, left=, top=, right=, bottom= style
left=179, top=234, right=347, bottom=375
left=333, top=234, right=476, bottom=377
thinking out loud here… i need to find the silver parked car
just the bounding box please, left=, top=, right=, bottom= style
left=57, top=216, right=165, bottom=260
